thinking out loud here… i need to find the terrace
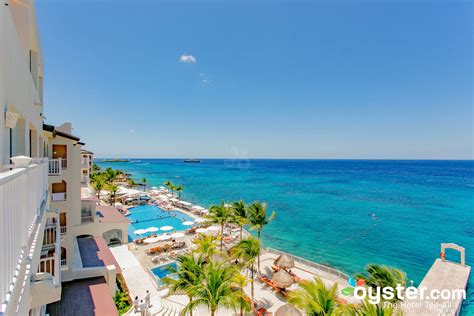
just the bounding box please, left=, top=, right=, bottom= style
left=46, top=277, right=118, bottom=316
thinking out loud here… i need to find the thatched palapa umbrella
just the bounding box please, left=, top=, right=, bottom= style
left=275, top=304, right=303, bottom=316
left=272, top=269, right=294, bottom=288
left=274, top=254, right=295, bottom=269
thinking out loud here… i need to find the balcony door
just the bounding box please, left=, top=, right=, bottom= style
left=52, top=144, right=67, bottom=169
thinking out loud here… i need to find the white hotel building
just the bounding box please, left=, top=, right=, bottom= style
left=1, top=1, right=128, bottom=315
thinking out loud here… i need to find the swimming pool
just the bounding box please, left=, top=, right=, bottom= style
left=150, top=262, right=178, bottom=287
left=127, top=204, right=195, bottom=240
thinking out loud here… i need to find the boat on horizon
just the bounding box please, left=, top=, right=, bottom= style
left=184, top=159, right=201, bottom=163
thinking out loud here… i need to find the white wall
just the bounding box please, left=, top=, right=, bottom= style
left=0, top=1, right=44, bottom=165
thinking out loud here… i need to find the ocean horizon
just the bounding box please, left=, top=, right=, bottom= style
left=97, top=158, right=473, bottom=313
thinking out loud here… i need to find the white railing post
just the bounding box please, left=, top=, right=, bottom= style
left=54, top=216, right=60, bottom=284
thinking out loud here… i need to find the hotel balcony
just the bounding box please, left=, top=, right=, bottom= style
left=0, top=157, right=52, bottom=314
left=30, top=214, right=62, bottom=309
left=48, top=158, right=67, bottom=176
left=51, top=192, right=67, bottom=202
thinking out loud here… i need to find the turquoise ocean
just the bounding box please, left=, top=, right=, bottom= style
left=97, top=159, right=473, bottom=313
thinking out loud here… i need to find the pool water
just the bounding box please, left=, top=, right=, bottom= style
left=150, top=262, right=178, bottom=287
left=127, top=204, right=195, bottom=240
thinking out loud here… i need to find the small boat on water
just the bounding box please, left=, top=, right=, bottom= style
left=184, top=159, right=200, bottom=163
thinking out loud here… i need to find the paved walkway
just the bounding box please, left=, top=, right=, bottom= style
left=110, top=245, right=163, bottom=315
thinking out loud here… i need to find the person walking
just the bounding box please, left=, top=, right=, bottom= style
left=133, top=296, right=139, bottom=313
left=139, top=299, right=146, bottom=316
left=145, top=290, right=151, bottom=307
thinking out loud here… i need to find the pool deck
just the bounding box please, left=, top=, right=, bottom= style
left=111, top=197, right=362, bottom=315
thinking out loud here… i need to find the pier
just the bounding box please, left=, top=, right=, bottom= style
left=405, top=243, right=471, bottom=316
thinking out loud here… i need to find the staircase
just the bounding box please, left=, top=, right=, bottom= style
left=155, top=299, right=197, bottom=316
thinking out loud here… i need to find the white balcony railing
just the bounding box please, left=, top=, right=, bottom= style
left=43, top=225, right=57, bottom=247
left=51, top=192, right=66, bottom=202
left=38, top=257, right=56, bottom=276
left=60, top=159, right=67, bottom=170
left=0, top=159, right=48, bottom=310
left=60, top=226, right=67, bottom=235
left=48, top=159, right=61, bottom=175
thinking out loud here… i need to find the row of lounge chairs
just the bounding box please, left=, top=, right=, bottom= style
left=151, top=249, right=189, bottom=264
left=186, top=225, right=209, bottom=234
left=134, top=236, right=151, bottom=245
left=146, top=241, right=186, bottom=255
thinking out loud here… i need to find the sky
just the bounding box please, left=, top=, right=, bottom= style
left=36, top=0, right=472, bottom=159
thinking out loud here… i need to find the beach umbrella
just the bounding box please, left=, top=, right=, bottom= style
left=195, top=228, right=208, bottom=234
left=170, top=232, right=185, bottom=239
left=194, top=218, right=207, bottom=223
left=146, top=227, right=159, bottom=233
left=275, top=304, right=302, bottom=316
left=151, top=186, right=158, bottom=190
left=134, top=229, right=148, bottom=235
left=157, top=234, right=172, bottom=241
left=272, top=270, right=294, bottom=289
left=182, top=221, right=194, bottom=226
left=160, top=225, right=174, bottom=231
left=143, top=237, right=160, bottom=244
left=274, top=254, right=295, bottom=269
left=207, top=226, right=220, bottom=232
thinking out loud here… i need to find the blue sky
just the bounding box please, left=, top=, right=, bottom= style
left=36, top=0, right=472, bottom=159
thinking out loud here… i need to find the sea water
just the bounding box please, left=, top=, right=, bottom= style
left=97, top=159, right=473, bottom=313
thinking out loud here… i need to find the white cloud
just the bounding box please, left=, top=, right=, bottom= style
left=202, top=79, right=208, bottom=84
left=179, top=54, right=197, bottom=64
left=129, top=129, right=135, bottom=134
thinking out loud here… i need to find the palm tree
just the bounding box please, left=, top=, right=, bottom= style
left=108, top=184, right=119, bottom=205
left=141, top=177, right=147, bottom=191
left=104, top=167, right=118, bottom=184
left=288, top=277, right=356, bottom=316
left=231, top=200, right=248, bottom=240
left=356, top=264, right=407, bottom=299
left=164, top=180, right=174, bottom=196
left=247, top=202, right=276, bottom=271
left=163, top=253, right=205, bottom=316
left=192, top=234, right=219, bottom=262
left=91, top=177, right=105, bottom=202
left=207, top=202, right=233, bottom=251
left=182, top=262, right=242, bottom=316
left=232, top=272, right=251, bottom=316
left=357, top=299, right=403, bottom=316
left=230, top=237, right=260, bottom=300
left=127, top=178, right=137, bottom=188
left=175, top=185, right=184, bottom=199
left=92, top=163, right=101, bottom=172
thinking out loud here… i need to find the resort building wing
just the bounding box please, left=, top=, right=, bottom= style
left=0, top=1, right=126, bottom=315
